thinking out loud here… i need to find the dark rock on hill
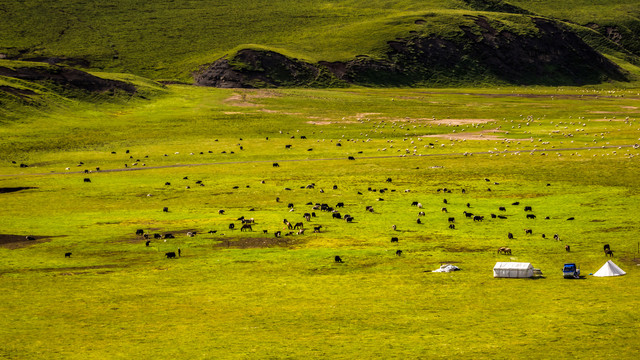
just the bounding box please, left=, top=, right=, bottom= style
left=194, top=50, right=340, bottom=88
left=0, top=65, right=136, bottom=94
left=195, top=16, right=628, bottom=88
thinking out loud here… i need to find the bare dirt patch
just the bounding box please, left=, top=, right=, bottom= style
left=421, top=129, right=518, bottom=141
left=224, top=90, right=280, bottom=107
left=0, top=234, right=54, bottom=249
left=430, top=118, right=496, bottom=125
left=214, top=236, right=307, bottom=249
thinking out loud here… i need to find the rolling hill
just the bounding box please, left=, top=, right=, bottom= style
left=0, top=0, right=639, bottom=89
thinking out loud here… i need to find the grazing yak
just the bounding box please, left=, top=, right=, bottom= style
left=604, top=244, right=613, bottom=257
left=525, top=229, right=533, bottom=235
left=240, top=224, right=253, bottom=232
left=391, top=237, right=399, bottom=243
left=565, top=245, right=570, bottom=252
left=449, top=224, right=455, bottom=229
left=165, top=252, right=176, bottom=259
left=163, top=207, right=169, bottom=212
left=526, top=214, right=536, bottom=219
left=524, top=206, right=533, bottom=212
left=136, top=229, right=144, bottom=236
left=335, top=256, right=344, bottom=263
left=396, top=250, right=403, bottom=256
left=274, top=231, right=282, bottom=237
left=65, top=252, right=72, bottom=258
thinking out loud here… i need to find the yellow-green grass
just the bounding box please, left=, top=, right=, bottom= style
left=1, top=85, right=640, bottom=358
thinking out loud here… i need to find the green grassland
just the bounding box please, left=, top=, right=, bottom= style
left=1, top=85, right=640, bottom=358
left=1, top=0, right=639, bottom=81
left=2, top=1, right=640, bottom=358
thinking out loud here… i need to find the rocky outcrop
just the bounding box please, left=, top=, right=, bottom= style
left=195, top=15, right=628, bottom=88
left=0, top=64, right=136, bottom=94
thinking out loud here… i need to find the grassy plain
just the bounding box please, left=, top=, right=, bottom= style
left=1, top=85, right=640, bottom=358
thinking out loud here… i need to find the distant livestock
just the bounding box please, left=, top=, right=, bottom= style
left=165, top=252, right=176, bottom=259
left=65, top=252, right=72, bottom=258
left=335, top=256, right=344, bottom=263
left=240, top=224, right=253, bottom=232
left=497, top=247, right=512, bottom=255
left=391, top=237, right=399, bottom=243
left=396, top=250, right=403, bottom=256
left=526, top=214, right=536, bottom=219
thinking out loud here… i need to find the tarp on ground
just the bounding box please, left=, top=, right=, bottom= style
left=433, top=264, right=460, bottom=273
left=593, top=260, right=626, bottom=277
left=493, top=262, right=534, bottom=278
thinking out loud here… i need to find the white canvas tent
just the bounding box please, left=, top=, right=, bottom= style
left=493, top=262, right=534, bottom=278
left=593, top=260, right=626, bottom=277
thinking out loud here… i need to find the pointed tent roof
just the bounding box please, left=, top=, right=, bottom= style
left=593, top=260, right=626, bottom=277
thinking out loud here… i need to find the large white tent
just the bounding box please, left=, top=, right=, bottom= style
left=593, top=260, right=626, bottom=277
left=493, top=262, right=534, bottom=278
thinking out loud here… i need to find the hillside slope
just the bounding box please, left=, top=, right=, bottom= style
left=0, top=0, right=639, bottom=87
left=195, top=15, right=629, bottom=87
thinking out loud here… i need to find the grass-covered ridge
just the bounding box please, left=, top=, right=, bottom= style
left=1, top=0, right=639, bottom=85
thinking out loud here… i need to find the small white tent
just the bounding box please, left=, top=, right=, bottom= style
left=493, top=262, right=534, bottom=278
left=593, top=260, right=626, bottom=277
